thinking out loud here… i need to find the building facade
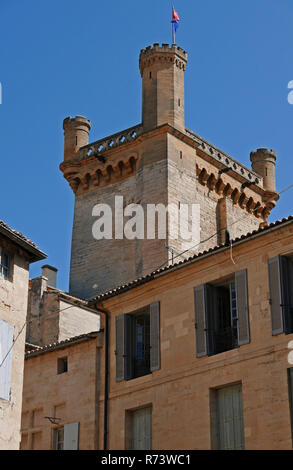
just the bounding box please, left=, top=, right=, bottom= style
left=0, top=221, right=46, bottom=450
left=21, top=218, right=293, bottom=450
left=60, top=44, right=279, bottom=299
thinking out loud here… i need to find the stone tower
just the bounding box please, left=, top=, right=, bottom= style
left=60, top=43, right=279, bottom=299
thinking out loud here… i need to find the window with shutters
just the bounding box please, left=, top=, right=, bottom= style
left=268, top=255, right=293, bottom=335
left=125, top=406, right=152, bottom=450
left=115, top=302, right=160, bottom=381
left=210, top=383, right=245, bottom=450
left=194, top=270, right=250, bottom=357
left=52, top=423, right=79, bottom=450
left=0, top=250, right=11, bottom=281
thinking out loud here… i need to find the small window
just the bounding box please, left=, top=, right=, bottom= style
left=53, top=427, right=64, bottom=450
left=57, top=357, right=68, bottom=375
left=178, top=98, right=181, bottom=107
left=180, top=151, right=183, bottom=159
left=0, top=251, right=11, bottom=281
left=149, top=71, right=152, bottom=79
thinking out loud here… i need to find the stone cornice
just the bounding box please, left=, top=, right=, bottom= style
left=60, top=122, right=279, bottom=204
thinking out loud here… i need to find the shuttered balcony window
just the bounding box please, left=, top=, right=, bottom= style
left=115, top=302, right=160, bottom=381
left=194, top=270, right=250, bottom=357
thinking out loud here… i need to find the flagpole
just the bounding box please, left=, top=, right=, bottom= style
left=172, top=22, right=175, bottom=44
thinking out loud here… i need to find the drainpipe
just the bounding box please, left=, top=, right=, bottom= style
left=93, top=303, right=109, bottom=450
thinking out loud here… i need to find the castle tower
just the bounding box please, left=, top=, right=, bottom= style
left=60, top=44, right=279, bottom=299
left=140, top=44, right=187, bottom=132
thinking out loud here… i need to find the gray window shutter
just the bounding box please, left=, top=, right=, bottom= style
left=268, top=256, right=285, bottom=335
left=115, top=315, right=126, bottom=382
left=281, top=257, right=293, bottom=334
left=150, top=302, right=160, bottom=372
left=124, top=315, right=134, bottom=380
left=64, top=422, right=79, bottom=450
left=0, top=319, right=14, bottom=401
left=194, top=285, right=208, bottom=357
left=235, top=269, right=250, bottom=346
left=206, top=285, right=217, bottom=355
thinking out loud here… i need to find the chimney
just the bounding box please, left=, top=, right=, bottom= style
left=42, top=265, right=58, bottom=288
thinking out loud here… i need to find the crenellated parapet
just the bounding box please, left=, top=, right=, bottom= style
left=139, top=43, right=187, bottom=77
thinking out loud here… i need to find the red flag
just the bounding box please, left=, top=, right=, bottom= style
left=172, top=7, right=180, bottom=22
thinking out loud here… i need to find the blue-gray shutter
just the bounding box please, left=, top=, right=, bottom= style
left=150, top=302, right=160, bottom=372
left=235, top=269, right=250, bottom=346
left=268, top=256, right=286, bottom=335
left=0, top=319, right=14, bottom=401
left=194, top=285, right=208, bottom=357
left=125, top=315, right=134, bottom=380
left=115, top=315, right=126, bottom=382
left=64, top=422, right=79, bottom=450
left=206, top=285, right=217, bottom=356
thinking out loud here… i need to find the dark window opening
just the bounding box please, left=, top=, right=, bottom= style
left=57, top=357, right=68, bottom=375
left=0, top=251, right=11, bottom=281
left=149, top=72, right=152, bottom=79
left=132, top=312, right=151, bottom=379
left=178, top=98, right=181, bottom=107
left=180, top=151, right=183, bottom=159
left=194, top=271, right=250, bottom=358
left=212, top=283, right=238, bottom=355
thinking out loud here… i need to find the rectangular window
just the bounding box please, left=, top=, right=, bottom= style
left=57, top=357, right=68, bottom=374
left=194, top=270, right=250, bottom=357
left=116, top=302, right=160, bottom=381
left=126, top=406, right=152, bottom=450
left=0, top=250, right=11, bottom=281
left=0, top=319, right=14, bottom=401
left=210, top=383, right=245, bottom=450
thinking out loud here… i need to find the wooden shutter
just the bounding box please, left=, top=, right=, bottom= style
left=206, top=285, right=217, bottom=356
left=235, top=269, right=250, bottom=346
left=64, top=422, right=79, bottom=450
left=124, top=315, right=134, bottom=380
left=115, top=315, right=126, bottom=382
left=150, top=302, right=160, bottom=372
left=215, top=384, right=245, bottom=450
left=131, top=407, right=152, bottom=450
left=194, top=285, right=208, bottom=357
left=0, top=319, right=14, bottom=401
left=268, top=256, right=285, bottom=335
left=281, top=257, right=293, bottom=334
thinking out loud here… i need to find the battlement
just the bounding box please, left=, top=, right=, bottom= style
left=250, top=148, right=276, bottom=159
left=139, top=43, right=187, bottom=76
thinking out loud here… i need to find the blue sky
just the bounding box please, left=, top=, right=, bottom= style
left=0, top=0, right=292, bottom=292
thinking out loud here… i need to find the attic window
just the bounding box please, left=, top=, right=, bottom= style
left=57, top=357, right=68, bottom=375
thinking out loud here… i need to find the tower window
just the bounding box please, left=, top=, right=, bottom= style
left=178, top=98, right=181, bottom=107
left=180, top=151, right=183, bottom=159
left=149, top=72, right=152, bottom=79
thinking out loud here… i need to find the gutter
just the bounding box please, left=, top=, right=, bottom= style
left=92, top=303, right=110, bottom=451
